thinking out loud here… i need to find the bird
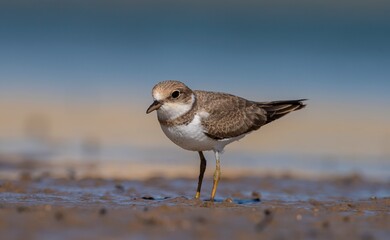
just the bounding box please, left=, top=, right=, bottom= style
left=146, top=80, right=306, bottom=201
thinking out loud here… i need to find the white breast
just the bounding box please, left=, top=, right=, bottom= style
left=161, top=113, right=216, bottom=151
left=160, top=112, right=245, bottom=152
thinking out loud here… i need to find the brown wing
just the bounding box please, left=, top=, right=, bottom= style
left=195, top=91, right=267, bottom=140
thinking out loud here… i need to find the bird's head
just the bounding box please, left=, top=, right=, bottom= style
left=146, top=80, right=195, bottom=121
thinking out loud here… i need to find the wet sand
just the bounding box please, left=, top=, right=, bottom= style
left=0, top=174, right=389, bottom=240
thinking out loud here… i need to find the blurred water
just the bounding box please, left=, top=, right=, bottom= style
left=0, top=139, right=389, bottom=181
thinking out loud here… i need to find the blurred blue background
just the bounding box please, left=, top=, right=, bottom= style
left=0, top=0, right=389, bottom=179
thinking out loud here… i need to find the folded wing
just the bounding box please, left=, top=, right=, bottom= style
left=196, top=90, right=306, bottom=140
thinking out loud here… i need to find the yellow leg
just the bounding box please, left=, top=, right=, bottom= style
left=210, top=151, right=221, bottom=201
left=195, top=151, right=207, bottom=199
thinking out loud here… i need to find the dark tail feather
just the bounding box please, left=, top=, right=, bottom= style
left=257, top=99, right=307, bottom=124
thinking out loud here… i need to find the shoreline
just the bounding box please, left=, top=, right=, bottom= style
left=0, top=175, right=389, bottom=239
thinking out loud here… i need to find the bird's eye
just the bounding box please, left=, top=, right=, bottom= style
left=171, top=90, right=180, bottom=99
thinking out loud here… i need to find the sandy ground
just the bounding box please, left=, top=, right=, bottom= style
left=0, top=172, right=389, bottom=240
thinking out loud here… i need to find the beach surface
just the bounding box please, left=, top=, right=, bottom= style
left=1, top=171, right=389, bottom=240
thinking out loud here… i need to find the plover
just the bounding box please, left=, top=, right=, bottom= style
left=146, top=80, right=306, bottom=201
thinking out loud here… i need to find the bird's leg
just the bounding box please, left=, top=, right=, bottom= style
left=210, top=151, right=221, bottom=201
left=195, top=151, right=207, bottom=199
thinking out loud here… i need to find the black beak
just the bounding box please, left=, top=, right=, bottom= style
left=146, top=100, right=162, bottom=114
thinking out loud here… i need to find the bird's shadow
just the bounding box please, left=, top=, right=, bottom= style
left=140, top=195, right=261, bottom=205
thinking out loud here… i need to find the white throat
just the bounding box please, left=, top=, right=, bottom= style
left=157, top=94, right=195, bottom=121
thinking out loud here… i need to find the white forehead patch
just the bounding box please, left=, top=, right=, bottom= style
left=153, top=91, right=163, bottom=101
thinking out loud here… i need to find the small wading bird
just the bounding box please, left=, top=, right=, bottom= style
left=146, top=80, right=306, bottom=201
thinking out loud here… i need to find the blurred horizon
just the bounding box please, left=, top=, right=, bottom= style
left=1, top=0, right=389, bottom=179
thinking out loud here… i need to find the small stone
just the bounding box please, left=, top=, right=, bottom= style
left=251, top=191, right=261, bottom=201
left=264, top=209, right=272, bottom=216
left=342, top=216, right=350, bottom=222
left=347, top=203, right=355, bottom=208
left=115, top=184, right=125, bottom=192
left=195, top=216, right=207, bottom=224
left=322, top=221, right=330, bottom=229
left=142, top=196, right=155, bottom=200
left=16, top=206, right=29, bottom=213
left=54, top=211, right=64, bottom=221
left=99, top=208, right=107, bottom=216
